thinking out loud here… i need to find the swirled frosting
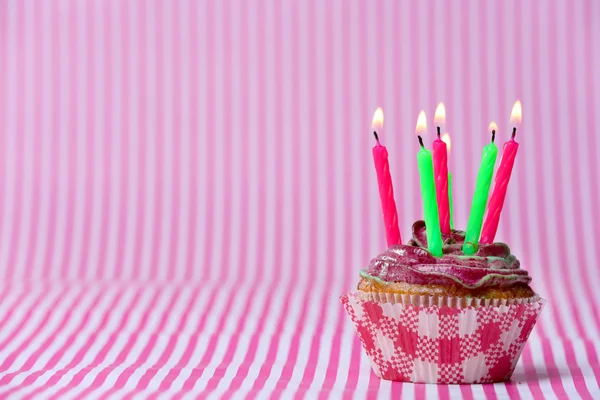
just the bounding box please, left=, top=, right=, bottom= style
left=361, top=220, right=531, bottom=289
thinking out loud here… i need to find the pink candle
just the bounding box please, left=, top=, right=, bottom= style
left=372, top=108, right=401, bottom=246
left=433, top=130, right=451, bottom=235
left=433, top=103, right=451, bottom=234
left=481, top=101, right=522, bottom=244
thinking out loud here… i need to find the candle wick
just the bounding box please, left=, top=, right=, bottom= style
left=491, top=130, right=496, bottom=143
left=437, top=126, right=441, bottom=138
left=373, top=131, right=380, bottom=143
left=418, top=135, right=425, bottom=148
left=512, top=127, right=517, bottom=139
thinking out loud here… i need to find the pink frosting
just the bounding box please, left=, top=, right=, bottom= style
left=362, top=220, right=532, bottom=289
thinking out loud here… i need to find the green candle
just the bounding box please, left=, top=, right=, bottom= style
left=448, top=173, right=454, bottom=230
left=463, top=125, right=499, bottom=255
left=416, top=129, right=443, bottom=257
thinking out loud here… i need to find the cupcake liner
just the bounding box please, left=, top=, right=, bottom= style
left=341, top=291, right=545, bottom=384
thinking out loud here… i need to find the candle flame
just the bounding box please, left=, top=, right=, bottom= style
left=434, top=103, right=446, bottom=126
left=415, top=111, right=427, bottom=135
left=488, top=121, right=498, bottom=132
left=441, top=133, right=451, bottom=153
left=372, top=107, right=384, bottom=131
left=510, top=100, right=522, bottom=125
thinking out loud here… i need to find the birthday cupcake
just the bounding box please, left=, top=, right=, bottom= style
left=341, top=221, right=544, bottom=384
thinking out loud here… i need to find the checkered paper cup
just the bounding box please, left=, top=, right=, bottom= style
left=341, top=292, right=545, bottom=384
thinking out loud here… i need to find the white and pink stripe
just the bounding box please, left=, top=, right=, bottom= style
left=0, top=0, right=599, bottom=398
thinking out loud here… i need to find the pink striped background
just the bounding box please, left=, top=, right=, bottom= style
left=0, top=0, right=599, bottom=398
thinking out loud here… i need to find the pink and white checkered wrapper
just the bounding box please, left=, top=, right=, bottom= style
left=341, top=292, right=545, bottom=384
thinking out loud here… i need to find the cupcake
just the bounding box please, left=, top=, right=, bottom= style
left=341, top=220, right=544, bottom=384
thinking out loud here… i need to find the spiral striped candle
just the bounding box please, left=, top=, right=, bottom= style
left=480, top=137, right=519, bottom=243
left=372, top=140, right=402, bottom=247
left=463, top=123, right=499, bottom=255
left=481, top=101, right=522, bottom=244
left=433, top=130, right=451, bottom=235
left=372, top=108, right=401, bottom=246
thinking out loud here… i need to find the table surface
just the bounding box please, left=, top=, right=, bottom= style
left=0, top=0, right=599, bottom=398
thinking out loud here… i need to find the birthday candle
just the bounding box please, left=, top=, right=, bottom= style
left=433, top=103, right=451, bottom=235
left=416, top=111, right=443, bottom=257
left=463, top=122, right=499, bottom=255
left=481, top=101, right=522, bottom=244
left=371, top=108, right=402, bottom=246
